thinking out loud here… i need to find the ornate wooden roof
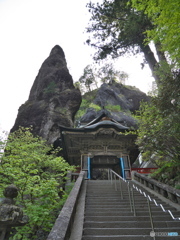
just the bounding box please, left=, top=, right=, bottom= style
left=59, top=111, right=139, bottom=166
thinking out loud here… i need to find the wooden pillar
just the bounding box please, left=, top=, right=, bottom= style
left=87, top=157, right=91, bottom=179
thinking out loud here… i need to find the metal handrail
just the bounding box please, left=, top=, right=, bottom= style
left=109, top=170, right=136, bottom=216
left=109, top=169, right=180, bottom=240
left=133, top=184, right=180, bottom=221
left=109, top=169, right=180, bottom=220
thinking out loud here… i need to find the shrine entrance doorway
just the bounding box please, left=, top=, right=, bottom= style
left=81, top=154, right=131, bottom=180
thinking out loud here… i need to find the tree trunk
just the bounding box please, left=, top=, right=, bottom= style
left=154, top=42, right=167, bottom=63
left=140, top=44, right=160, bottom=86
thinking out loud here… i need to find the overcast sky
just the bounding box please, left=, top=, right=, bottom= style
left=0, top=0, right=154, bottom=134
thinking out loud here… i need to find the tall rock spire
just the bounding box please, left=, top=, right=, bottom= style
left=11, top=45, right=82, bottom=144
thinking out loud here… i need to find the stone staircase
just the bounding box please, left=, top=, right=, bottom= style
left=82, top=180, right=180, bottom=240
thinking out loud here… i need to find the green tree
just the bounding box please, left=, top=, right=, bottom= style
left=86, top=0, right=167, bottom=86
left=137, top=70, right=180, bottom=187
left=0, top=127, right=74, bottom=239
left=97, top=63, right=128, bottom=84
left=79, top=65, right=97, bottom=92
left=0, top=129, right=8, bottom=160
left=78, top=63, right=128, bottom=93
left=131, top=0, right=180, bottom=65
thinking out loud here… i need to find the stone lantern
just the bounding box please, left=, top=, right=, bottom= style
left=0, top=185, right=28, bottom=240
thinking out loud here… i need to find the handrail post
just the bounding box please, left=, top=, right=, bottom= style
left=108, top=168, right=179, bottom=240
left=131, top=186, right=136, bottom=216
left=127, top=182, right=133, bottom=212
left=119, top=178, right=123, bottom=199
left=114, top=174, right=117, bottom=191
left=147, top=198, right=155, bottom=240
left=110, top=170, right=113, bottom=185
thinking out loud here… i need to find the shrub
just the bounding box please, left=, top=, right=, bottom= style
left=89, top=103, right=101, bottom=111
left=105, top=104, right=121, bottom=112
left=0, top=127, right=74, bottom=239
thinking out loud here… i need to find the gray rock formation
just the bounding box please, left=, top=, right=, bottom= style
left=94, top=81, right=149, bottom=112
left=78, top=81, right=150, bottom=128
left=11, top=45, right=82, bottom=144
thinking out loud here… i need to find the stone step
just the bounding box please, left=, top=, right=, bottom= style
left=85, top=202, right=148, bottom=206
left=86, top=199, right=177, bottom=212
left=85, top=200, right=164, bottom=205
left=86, top=193, right=164, bottom=197
left=84, top=209, right=177, bottom=216
left=85, top=200, right=159, bottom=205
left=86, top=193, right=130, bottom=196
left=81, top=180, right=180, bottom=240
left=86, top=188, right=124, bottom=190
left=84, top=220, right=180, bottom=228
left=85, top=205, right=176, bottom=211
left=83, top=228, right=151, bottom=236
left=84, top=215, right=177, bottom=222
left=83, top=227, right=179, bottom=236
left=86, top=196, right=164, bottom=201
left=86, top=189, right=133, bottom=192
left=85, top=198, right=148, bottom=202
left=86, top=195, right=169, bottom=202
left=82, top=235, right=179, bottom=240
left=85, top=210, right=170, bottom=216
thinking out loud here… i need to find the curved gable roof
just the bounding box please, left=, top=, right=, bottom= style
left=60, top=110, right=129, bottom=133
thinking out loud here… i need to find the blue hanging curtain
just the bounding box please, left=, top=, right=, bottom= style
left=87, top=157, right=91, bottom=179
left=120, top=157, right=125, bottom=179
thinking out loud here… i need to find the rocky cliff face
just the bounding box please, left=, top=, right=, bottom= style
left=11, top=45, right=82, bottom=144
left=77, top=81, right=150, bottom=128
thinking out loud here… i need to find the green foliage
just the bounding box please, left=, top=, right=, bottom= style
left=86, top=0, right=179, bottom=88
left=131, top=0, right=180, bottom=65
left=137, top=68, right=180, bottom=186
left=105, top=104, right=121, bottom=112
left=43, top=81, right=57, bottom=96
left=137, top=100, right=180, bottom=160
left=124, top=85, right=141, bottom=91
left=150, top=160, right=180, bottom=187
left=74, top=99, right=90, bottom=120
left=0, top=131, right=7, bottom=159
left=74, top=90, right=100, bottom=121
left=0, top=127, right=74, bottom=239
left=75, top=100, right=101, bottom=122
left=83, top=89, right=99, bottom=102
left=97, top=63, right=128, bottom=85
left=77, top=63, right=128, bottom=93
left=86, top=0, right=153, bottom=60
left=79, top=65, right=97, bottom=93
left=89, top=103, right=101, bottom=111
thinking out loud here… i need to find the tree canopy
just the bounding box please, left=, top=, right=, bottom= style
left=132, top=0, right=180, bottom=65
left=136, top=70, right=180, bottom=187
left=79, top=65, right=97, bottom=92
left=86, top=0, right=163, bottom=85
left=77, top=63, right=128, bottom=93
